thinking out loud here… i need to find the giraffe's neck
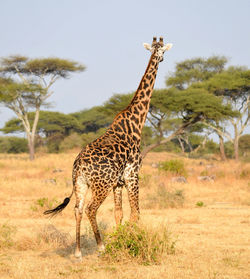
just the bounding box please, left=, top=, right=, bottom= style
left=110, top=53, right=160, bottom=144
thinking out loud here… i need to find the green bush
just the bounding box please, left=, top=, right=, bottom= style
left=239, top=134, right=250, bottom=155
left=224, top=141, right=234, bottom=158
left=159, top=159, right=187, bottom=176
left=196, top=201, right=205, bottom=207
left=59, top=133, right=82, bottom=151
left=152, top=141, right=182, bottom=153
left=46, top=133, right=64, bottom=153
left=0, top=136, right=28, bottom=153
left=202, top=140, right=219, bottom=154
left=103, top=222, right=176, bottom=265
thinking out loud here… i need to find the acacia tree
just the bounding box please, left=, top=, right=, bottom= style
left=195, top=67, right=250, bottom=160
left=0, top=56, right=85, bottom=160
left=140, top=87, right=236, bottom=157
left=166, top=56, right=239, bottom=160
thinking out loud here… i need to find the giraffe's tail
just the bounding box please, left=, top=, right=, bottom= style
left=43, top=191, right=73, bottom=217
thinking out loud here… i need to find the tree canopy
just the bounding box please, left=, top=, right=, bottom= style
left=0, top=55, right=85, bottom=160
left=166, top=56, right=227, bottom=89
left=192, top=67, right=250, bottom=160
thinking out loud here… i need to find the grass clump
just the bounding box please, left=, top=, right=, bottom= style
left=0, top=223, right=16, bottom=249
left=144, top=185, right=185, bottom=209
left=37, top=224, right=71, bottom=248
left=139, top=174, right=152, bottom=188
left=159, top=159, right=187, bottom=177
left=196, top=201, right=205, bottom=207
left=30, top=197, right=58, bottom=212
left=239, top=168, right=250, bottom=179
left=103, top=222, right=176, bottom=265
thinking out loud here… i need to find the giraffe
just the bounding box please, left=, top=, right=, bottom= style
left=44, top=36, right=173, bottom=259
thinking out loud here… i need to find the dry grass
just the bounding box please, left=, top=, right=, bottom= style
left=0, top=152, right=249, bottom=279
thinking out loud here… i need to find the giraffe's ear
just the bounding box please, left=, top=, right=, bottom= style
left=162, top=43, right=173, bottom=51
left=143, top=43, right=152, bottom=51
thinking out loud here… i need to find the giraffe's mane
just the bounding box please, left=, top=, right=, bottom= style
left=113, top=53, right=155, bottom=122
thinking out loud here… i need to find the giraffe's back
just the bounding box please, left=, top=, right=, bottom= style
left=72, top=129, right=139, bottom=189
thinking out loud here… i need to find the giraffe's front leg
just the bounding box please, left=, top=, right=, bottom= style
left=113, top=183, right=124, bottom=226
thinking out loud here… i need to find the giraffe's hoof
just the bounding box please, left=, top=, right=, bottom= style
left=97, top=244, right=105, bottom=257
left=98, top=244, right=105, bottom=252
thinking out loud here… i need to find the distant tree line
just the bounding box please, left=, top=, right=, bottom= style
left=0, top=55, right=249, bottom=160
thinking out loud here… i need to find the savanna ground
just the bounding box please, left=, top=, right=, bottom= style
left=0, top=151, right=249, bottom=279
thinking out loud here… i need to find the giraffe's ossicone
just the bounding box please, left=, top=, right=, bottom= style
left=44, top=36, right=173, bottom=260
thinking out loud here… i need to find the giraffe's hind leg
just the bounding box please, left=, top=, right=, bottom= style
left=74, top=175, right=88, bottom=259
left=113, top=182, right=124, bottom=226
left=124, top=163, right=140, bottom=223
left=126, top=179, right=140, bottom=223
left=85, top=186, right=111, bottom=251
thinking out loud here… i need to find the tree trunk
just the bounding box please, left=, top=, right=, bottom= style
left=18, top=115, right=36, bottom=161
left=218, top=133, right=227, bottom=161
left=177, top=136, right=185, bottom=154
left=141, top=136, right=172, bottom=159
left=234, top=137, right=239, bottom=161
left=191, top=135, right=208, bottom=154
left=141, top=116, right=202, bottom=158
left=233, top=122, right=239, bottom=161
left=183, top=136, right=193, bottom=152
left=27, top=135, right=35, bottom=161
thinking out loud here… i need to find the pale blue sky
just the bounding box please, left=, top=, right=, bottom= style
left=1, top=0, right=250, bottom=133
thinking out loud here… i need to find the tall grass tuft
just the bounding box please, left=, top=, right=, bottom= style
left=0, top=223, right=16, bottom=249
left=159, top=159, right=187, bottom=177
left=30, top=197, right=58, bottom=213
left=102, top=222, right=176, bottom=265
left=144, top=185, right=185, bottom=209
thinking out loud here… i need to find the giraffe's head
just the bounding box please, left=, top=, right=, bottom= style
left=143, top=37, right=173, bottom=62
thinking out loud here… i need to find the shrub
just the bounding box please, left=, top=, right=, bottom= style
left=224, top=141, right=234, bottom=158
left=196, top=201, right=205, bottom=207
left=200, top=170, right=209, bottom=176
left=201, top=140, right=219, bottom=154
left=159, top=159, right=187, bottom=177
left=103, top=222, right=176, bottom=265
left=153, top=141, right=182, bottom=153
left=0, top=223, right=16, bottom=249
left=59, top=133, right=82, bottom=152
left=239, top=134, right=250, bottom=155
left=239, top=169, right=250, bottom=179
left=139, top=174, right=152, bottom=188
left=46, top=133, right=64, bottom=153
left=145, top=185, right=185, bottom=209
left=37, top=225, right=71, bottom=248
left=0, top=136, right=28, bottom=153
left=214, top=170, right=225, bottom=178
